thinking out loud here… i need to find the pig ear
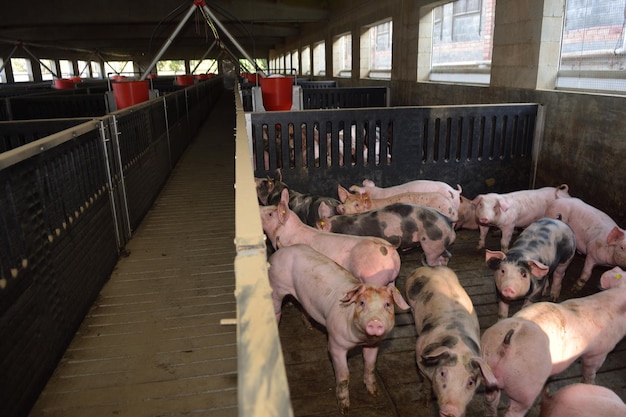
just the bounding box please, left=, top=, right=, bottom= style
left=527, top=260, right=549, bottom=278
left=363, top=193, right=372, bottom=209
left=280, top=188, right=290, bottom=205
left=499, top=198, right=510, bottom=212
left=340, top=285, right=364, bottom=304
left=318, top=201, right=333, bottom=219
left=388, top=285, right=411, bottom=311
left=421, top=346, right=452, bottom=367
left=362, top=179, right=375, bottom=187
left=275, top=168, right=282, bottom=182
left=337, top=185, right=349, bottom=202
left=277, top=202, right=290, bottom=224
left=485, top=249, right=506, bottom=270
left=471, top=195, right=482, bottom=206
left=472, top=357, right=498, bottom=389
left=607, top=226, right=625, bottom=245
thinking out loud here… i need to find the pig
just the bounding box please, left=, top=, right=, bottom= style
left=316, top=203, right=456, bottom=266
left=539, top=384, right=626, bottom=417
left=600, top=266, right=626, bottom=289
left=260, top=188, right=401, bottom=286
left=255, top=169, right=340, bottom=226
left=473, top=184, right=570, bottom=251
left=405, top=266, right=498, bottom=417
left=348, top=179, right=462, bottom=212
left=545, top=196, right=626, bottom=292
left=268, top=244, right=410, bottom=414
left=455, top=195, right=479, bottom=230
left=336, top=185, right=459, bottom=221
left=485, top=218, right=576, bottom=319
left=480, top=286, right=626, bottom=417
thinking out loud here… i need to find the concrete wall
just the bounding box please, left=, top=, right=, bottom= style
left=275, top=0, right=626, bottom=225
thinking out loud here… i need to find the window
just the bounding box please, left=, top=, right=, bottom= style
left=313, top=41, right=326, bottom=76
left=40, top=59, right=57, bottom=81
left=77, top=60, right=90, bottom=77
left=91, top=61, right=103, bottom=78
left=290, top=50, right=299, bottom=75
left=426, top=0, right=495, bottom=85
left=11, top=58, right=33, bottom=82
left=333, top=33, right=352, bottom=77
left=0, top=58, right=7, bottom=83
left=361, top=19, right=393, bottom=79
left=105, top=60, right=134, bottom=77
left=557, top=0, right=626, bottom=93
left=191, top=59, right=218, bottom=74
left=59, top=59, right=75, bottom=78
left=301, top=46, right=311, bottom=75
left=155, top=60, right=183, bottom=76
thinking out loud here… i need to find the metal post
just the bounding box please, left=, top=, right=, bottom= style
left=0, top=44, right=19, bottom=74
left=139, top=3, right=198, bottom=80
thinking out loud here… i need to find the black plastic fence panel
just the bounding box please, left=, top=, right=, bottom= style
left=297, top=80, right=337, bottom=89
left=6, top=94, right=108, bottom=120
left=301, top=86, right=389, bottom=109
left=0, top=118, right=92, bottom=153
left=251, top=103, right=542, bottom=199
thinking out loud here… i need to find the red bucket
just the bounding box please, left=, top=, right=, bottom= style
left=196, top=73, right=211, bottom=80
left=259, top=76, right=294, bottom=111
left=176, top=75, right=195, bottom=86
left=53, top=79, right=75, bottom=89
left=112, top=80, right=150, bottom=110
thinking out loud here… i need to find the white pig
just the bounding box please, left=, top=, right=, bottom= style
left=473, top=185, right=570, bottom=251
left=337, top=185, right=459, bottom=221
left=405, top=266, right=498, bottom=417
left=259, top=187, right=401, bottom=286
left=600, top=265, right=626, bottom=289
left=349, top=179, right=462, bottom=212
left=545, top=196, right=626, bottom=292
left=480, top=286, right=626, bottom=417
left=268, top=244, right=410, bottom=414
left=539, top=383, right=626, bottom=417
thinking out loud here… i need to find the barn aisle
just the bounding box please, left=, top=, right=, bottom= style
left=29, top=91, right=238, bottom=417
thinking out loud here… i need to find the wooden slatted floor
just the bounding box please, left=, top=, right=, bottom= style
left=29, top=92, right=238, bottom=417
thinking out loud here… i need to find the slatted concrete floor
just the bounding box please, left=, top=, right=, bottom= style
left=29, top=91, right=238, bottom=417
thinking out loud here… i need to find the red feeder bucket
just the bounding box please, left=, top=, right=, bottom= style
left=112, top=80, right=150, bottom=110
left=244, top=73, right=258, bottom=83
left=53, top=79, right=75, bottom=89
left=147, top=73, right=158, bottom=79
left=196, top=73, right=210, bottom=80
left=259, top=76, right=294, bottom=111
left=111, top=75, right=126, bottom=81
left=176, top=75, right=195, bottom=86
left=70, top=76, right=82, bottom=83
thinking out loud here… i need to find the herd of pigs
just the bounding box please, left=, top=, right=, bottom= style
left=255, top=169, right=626, bottom=417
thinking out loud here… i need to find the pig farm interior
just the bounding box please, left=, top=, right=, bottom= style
left=2, top=1, right=626, bottom=417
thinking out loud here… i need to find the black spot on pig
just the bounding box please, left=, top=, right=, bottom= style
left=461, top=334, right=480, bottom=354
left=407, top=276, right=430, bottom=300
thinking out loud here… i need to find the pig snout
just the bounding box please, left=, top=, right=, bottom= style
left=500, top=286, right=517, bottom=299
left=336, top=204, right=346, bottom=215
left=478, top=217, right=490, bottom=225
left=366, top=319, right=386, bottom=336
left=439, top=405, right=463, bottom=417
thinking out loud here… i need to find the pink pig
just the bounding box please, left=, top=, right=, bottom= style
left=545, top=197, right=626, bottom=292
left=259, top=187, right=401, bottom=286
left=472, top=185, right=570, bottom=251
left=455, top=195, right=479, bottom=230
left=348, top=179, right=462, bottom=212
left=268, top=244, right=410, bottom=414
left=480, top=285, right=626, bottom=417
left=600, top=266, right=626, bottom=289
left=337, top=185, right=459, bottom=221
left=539, top=383, right=626, bottom=417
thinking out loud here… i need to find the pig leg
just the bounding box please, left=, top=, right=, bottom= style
left=500, top=225, right=515, bottom=252
left=498, top=300, right=510, bottom=320
left=328, top=341, right=351, bottom=414
left=484, top=387, right=501, bottom=417
left=580, top=352, right=609, bottom=384
left=478, top=225, right=490, bottom=250
left=549, top=261, right=571, bottom=301
left=362, top=345, right=380, bottom=397
left=573, top=256, right=596, bottom=292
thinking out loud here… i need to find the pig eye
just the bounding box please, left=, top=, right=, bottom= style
left=467, top=378, right=476, bottom=388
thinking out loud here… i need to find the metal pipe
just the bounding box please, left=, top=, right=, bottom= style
left=139, top=3, right=199, bottom=80
left=200, top=2, right=266, bottom=76
left=191, top=40, right=217, bottom=73
left=22, top=44, right=60, bottom=78
left=0, top=44, right=19, bottom=74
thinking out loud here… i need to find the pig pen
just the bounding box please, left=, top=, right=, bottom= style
left=246, top=103, right=626, bottom=416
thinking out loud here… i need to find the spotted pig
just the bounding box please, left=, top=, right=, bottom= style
left=485, top=218, right=576, bottom=319
left=317, top=203, right=456, bottom=266
left=405, top=266, right=497, bottom=417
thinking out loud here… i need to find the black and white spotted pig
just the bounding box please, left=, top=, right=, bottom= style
left=316, top=203, right=456, bottom=266
left=255, top=169, right=340, bottom=226
left=405, top=266, right=497, bottom=417
left=485, top=218, right=576, bottom=319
